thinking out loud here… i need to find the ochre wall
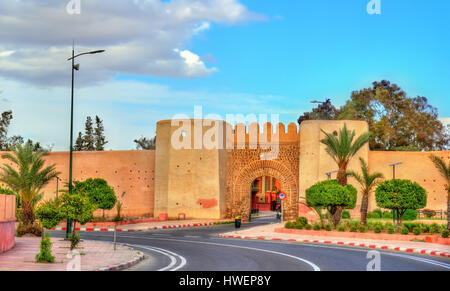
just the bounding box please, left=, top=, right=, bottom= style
left=0, top=194, right=15, bottom=253
left=0, top=151, right=155, bottom=218
left=155, top=119, right=228, bottom=220
left=298, top=120, right=370, bottom=218
left=368, top=151, right=450, bottom=212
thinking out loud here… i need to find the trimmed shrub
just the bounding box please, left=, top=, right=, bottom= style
left=403, top=209, right=418, bottom=221
left=441, top=229, right=449, bottom=239
left=337, top=225, right=346, bottom=232
left=422, top=209, right=436, bottom=218
left=412, top=227, right=422, bottom=236
left=304, top=224, right=312, bottom=230
left=382, top=211, right=393, bottom=219
left=324, top=223, right=332, bottom=231
left=387, top=226, right=395, bottom=234
left=359, top=225, right=367, bottom=233
left=342, top=211, right=351, bottom=219
left=349, top=224, right=358, bottom=232
left=367, top=209, right=382, bottom=219
left=375, top=179, right=426, bottom=224
left=373, top=225, right=382, bottom=233
left=421, top=224, right=430, bottom=233
left=296, top=217, right=308, bottom=227
left=313, top=223, right=321, bottom=231
left=401, top=226, right=409, bottom=235
left=294, top=223, right=304, bottom=230
left=285, top=222, right=294, bottom=229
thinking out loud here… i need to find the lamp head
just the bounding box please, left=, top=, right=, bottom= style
left=73, top=64, right=80, bottom=71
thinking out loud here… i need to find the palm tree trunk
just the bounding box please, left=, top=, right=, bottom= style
left=332, top=165, right=348, bottom=227
left=360, top=194, right=369, bottom=225
left=22, top=201, right=35, bottom=226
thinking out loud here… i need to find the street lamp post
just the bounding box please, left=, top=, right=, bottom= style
left=311, top=99, right=332, bottom=120
left=389, top=162, right=403, bottom=225
left=65, top=45, right=105, bottom=238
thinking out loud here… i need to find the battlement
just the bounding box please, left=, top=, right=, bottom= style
left=226, top=122, right=300, bottom=147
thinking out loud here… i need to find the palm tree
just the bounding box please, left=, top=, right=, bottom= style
left=429, top=155, right=450, bottom=230
left=0, top=142, right=60, bottom=227
left=320, top=123, right=371, bottom=225
left=347, top=157, right=384, bottom=225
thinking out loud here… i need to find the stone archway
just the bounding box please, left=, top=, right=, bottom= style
left=231, top=160, right=298, bottom=221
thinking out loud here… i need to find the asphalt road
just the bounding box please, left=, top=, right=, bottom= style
left=50, top=218, right=450, bottom=271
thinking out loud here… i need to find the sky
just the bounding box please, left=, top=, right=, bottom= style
left=0, top=0, right=449, bottom=150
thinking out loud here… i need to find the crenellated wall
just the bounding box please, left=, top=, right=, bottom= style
left=0, top=150, right=155, bottom=219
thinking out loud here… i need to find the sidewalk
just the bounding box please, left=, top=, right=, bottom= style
left=52, top=219, right=235, bottom=232
left=219, top=223, right=450, bottom=257
left=0, top=236, right=143, bottom=271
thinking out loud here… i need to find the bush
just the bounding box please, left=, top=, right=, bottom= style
left=337, top=225, right=346, bottom=232
left=342, top=211, right=351, bottom=219
left=387, top=226, right=395, bottom=234
left=296, top=217, right=308, bottom=227
left=401, top=226, right=409, bottom=235
left=294, top=223, right=304, bottom=230
left=35, top=199, right=62, bottom=230
left=17, top=222, right=42, bottom=237
left=304, top=224, right=312, bottom=230
left=382, top=211, right=393, bottom=219
left=313, top=223, right=321, bottom=231
left=422, top=209, right=436, bottom=218
left=421, top=224, right=430, bottom=233
left=324, top=223, right=332, bottom=231
left=367, top=209, right=382, bottom=219
left=69, top=231, right=81, bottom=250
left=430, top=223, right=440, bottom=233
left=36, top=232, right=55, bottom=263
left=359, top=225, right=367, bottom=233
left=285, top=222, right=294, bottom=229
left=404, top=223, right=421, bottom=232
left=412, top=227, right=422, bottom=235
left=441, top=229, right=449, bottom=239
left=375, top=179, right=426, bottom=224
left=349, top=224, right=358, bottom=232
left=403, top=209, right=418, bottom=221
left=366, top=222, right=374, bottom=231
left=384, top=222, right=393, bottom=229
left=373, top=225, right=382, bottom=233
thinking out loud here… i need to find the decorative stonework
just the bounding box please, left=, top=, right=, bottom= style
left=226, top=142, right=300, bottom=221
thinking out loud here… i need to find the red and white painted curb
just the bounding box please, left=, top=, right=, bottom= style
left=96, top=251, right=145, bottom=271
left=51, top=221, right=234, bottom=233
left=218, top=234, right=450, bottom=258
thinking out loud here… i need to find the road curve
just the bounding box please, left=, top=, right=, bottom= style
left=50, top=221, right=450, bottom=271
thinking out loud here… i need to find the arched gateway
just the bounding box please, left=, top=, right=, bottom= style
left=230, top=160, right=299, bottom=221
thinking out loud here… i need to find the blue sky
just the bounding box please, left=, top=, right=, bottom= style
left=0, top=0, right=449, bottom=150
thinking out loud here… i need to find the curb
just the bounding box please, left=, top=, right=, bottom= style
left=217, top=234, right=450, bottom=258
left=96, top=251, right=145, bottom=271
left=51, top=221, right=236, bottom=232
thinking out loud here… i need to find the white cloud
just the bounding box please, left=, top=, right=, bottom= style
left=0, top=0, right=263, bottom=86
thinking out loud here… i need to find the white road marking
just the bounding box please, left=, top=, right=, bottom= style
left=121, top=235, right=320, bottom=271
left=126, top=244, right=187, bottom=271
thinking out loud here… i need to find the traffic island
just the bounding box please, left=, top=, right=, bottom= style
left=0, top=237, right=143, bottom=271
left=218, top=223, right=450, bottom=258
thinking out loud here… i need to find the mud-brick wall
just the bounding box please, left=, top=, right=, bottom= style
left=0, top=150, right=156, bottom=219
left=0, top=194, right=15, bottom=253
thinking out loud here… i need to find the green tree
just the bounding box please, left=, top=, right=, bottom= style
left=375, top=179, right=427, bottom=225
left=94, top=115, right=108, bottom=151
left=83, top=116, right=95, bottom=151
left=35, top=199, right=62, bottom=230
left=59, top=191, right=97, bottom=231
left=305, top=179, right=357, bottom=227
left=320, top=123, right=371, bottom=225
left=0, top=143, right=60, bottom=228
left=0, top=110, right=13, bottom=150
left=347, top=157, right=384, bottom=225
left=339, top=80, right=449, bottom=151
left=134, top=136, right=156, bottom=150
left=73, top=178, right=116, bottom=218
left=429, top=155, right=450, bottom=230
left=74, top=132, right=85, bottom=151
